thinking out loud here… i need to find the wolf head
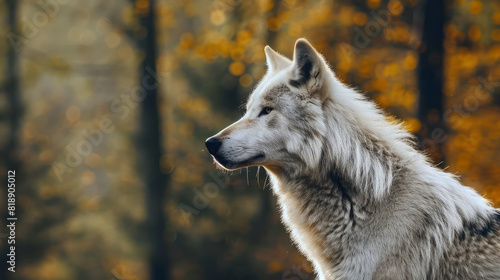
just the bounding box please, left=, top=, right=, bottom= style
left=206, top=39, right=336, bottom=173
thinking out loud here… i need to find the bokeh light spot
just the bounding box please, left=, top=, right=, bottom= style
left=81, top=170, right=96, bottom=186
left=229, top=61, right=245, bottom=76
left=239, top=74, right=253, bottom=87
left=66, top=105, right=81, bottom=123
left=105, top=32, right=122, bottom=48
left=267, top=17, right=281, bottom=31
left=353, top=12, right=367, bottom=26
left=468, top=25, right=481, bottom=42
left=469, top=1, right=482, bottom=14
left=210, top=10, right=226, bottom=25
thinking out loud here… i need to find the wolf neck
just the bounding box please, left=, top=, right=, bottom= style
left=267, top=149, right=383, bottom=279
left=265, top=77, right=416, bottom=278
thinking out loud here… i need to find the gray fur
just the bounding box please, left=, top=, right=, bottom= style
left=207, top=39, right=500, bottom=279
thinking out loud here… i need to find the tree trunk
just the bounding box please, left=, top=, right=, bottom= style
left=135, top=1, right=169, bottom=279
left=417, top=0, right=447, bottom=166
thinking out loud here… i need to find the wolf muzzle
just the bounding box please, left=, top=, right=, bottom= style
left=205, top=137, right=222, bottom=155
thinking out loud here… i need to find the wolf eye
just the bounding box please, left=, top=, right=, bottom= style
left=259, top=107, right=273, bottom=117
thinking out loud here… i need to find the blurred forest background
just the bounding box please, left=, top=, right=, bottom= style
left=0, top=0, right=499, bottom=279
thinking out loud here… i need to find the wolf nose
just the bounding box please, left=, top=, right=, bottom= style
left=205, top=137, right=222, bottom=155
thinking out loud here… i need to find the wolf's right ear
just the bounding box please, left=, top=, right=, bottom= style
left=290, top=39, right=325, bottom=94
left=265, top=46, right=291, bottom=72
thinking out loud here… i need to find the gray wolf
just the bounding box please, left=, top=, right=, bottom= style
left=205, top=38, right=500, bottom=279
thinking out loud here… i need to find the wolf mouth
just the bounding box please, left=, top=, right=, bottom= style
left=213, top=153, right=265, bottom=170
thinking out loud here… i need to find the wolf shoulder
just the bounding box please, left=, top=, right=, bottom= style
left=439, top=210, right=500, bottom=279
left=369, top=210, right=500, bottom=280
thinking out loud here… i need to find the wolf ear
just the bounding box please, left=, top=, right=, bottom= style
left=265, top=46, right=291, bottom=72
left=290, top=39, right=324, bottom=93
